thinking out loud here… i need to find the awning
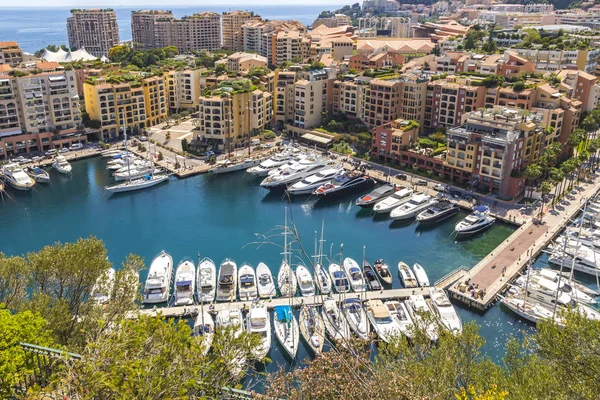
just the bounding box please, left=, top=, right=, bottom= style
left=301, top=133, right=333, bottom=145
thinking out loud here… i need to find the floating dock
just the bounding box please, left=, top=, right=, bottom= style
left=447, top=179, right=600, bottom=311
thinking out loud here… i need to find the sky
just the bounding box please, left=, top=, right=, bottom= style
left=0, top=0, right=350, bottom=6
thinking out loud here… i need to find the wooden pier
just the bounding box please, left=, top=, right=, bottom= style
left=136, top=287, right=434, bottom=319
left=447, top=178, right=600, bottom=311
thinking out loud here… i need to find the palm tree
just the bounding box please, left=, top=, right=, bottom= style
left=539, top=181, right=553, bottom=220
left=524, top=163, right=542, bottom=199
left=549, top=167, right=564, bottom=205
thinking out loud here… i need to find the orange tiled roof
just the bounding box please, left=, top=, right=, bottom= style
left=0, top=64, right=12, bottom=73
left=36, top=61, right=61, bottom=71
left=0, top=41, right=19, bottom=48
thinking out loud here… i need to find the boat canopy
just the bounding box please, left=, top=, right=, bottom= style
left=274, top=305, right=293, bottom=322
left=240, top=274, right=255, bottom=285
left=474, top=205, right=489, bottom=213
left=176, top=280, right=192, bottom=287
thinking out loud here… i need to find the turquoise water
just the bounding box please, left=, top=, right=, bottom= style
left=0, top=156, right=546, bottom=371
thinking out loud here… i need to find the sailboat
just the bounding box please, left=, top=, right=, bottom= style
left=342, top=298, right=370, bottom=340
left=273, top=305, right=300, bottom=359
left=313, top=222, right=332, bottom=294
left=106, top=110, right=169, bottom=194
left=321, top=297, right=351, bottom=342
left=278, top=210, right=297, bottom=297
left=193, top=309, right=214, bottom=356
left=299, top=305, right=325, bottom=356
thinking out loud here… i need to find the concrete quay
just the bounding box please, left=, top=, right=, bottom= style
left=447, top=177, right=600, bottom=311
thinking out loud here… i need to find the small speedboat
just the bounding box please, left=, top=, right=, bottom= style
left=455, top=205, right=495, bottom=236
left=343, top=257, right=367, bottom=292
left=91, top=267, right=115, bottom=305
left=428, top=287, right=462, bottom=334
left=374, top=259, right=393, bottom=285
left=26, top=166, right=50, bottom=183
left=398, top=262, right=418, bottom=288
left=363, top=261, right=382, bottom=291
left=385, top=300, right=414, bottom=338
left=329, top=263, right=350, bottom=293
left=405, top=295, right=438, bottom=341
left=273, top=305, right=300, bottom=359
left=52, top=156, right=72, bottom=174
left=373, top=188, right=413, bottom=214
left=238, top=262, right=258, bottom=301
left=197, top=257, right=216, bottom=303
left=278, top=261, right=297, bottom=297
left=365, top=299, right=401, bottom=343
left=412, top=263, right=430, bottom=287
left=299, top=305, right=325, bottom=356
left=390, top=194, right=437, bottom=220
left=143, top=250, right=173, bottom=304
left=416, top=200, right=459, bottom=224
left=322, top=297, right=351, bottom=342
left=256, top=262, right=276, bottom=299
left=342, top=298, right=370, bottom=340
left=193, top=309, right=214, bottom=355
left=296, top=264, right=316, bottom=296
left=174, top=257, right=196, bottom=306
left=355, top=184, right=397, bottom=208
left=314, top=263, right=332, bottom=295
left=216, top=259, right=237, bottom=302
left=247, top=303, right=271, bottom=360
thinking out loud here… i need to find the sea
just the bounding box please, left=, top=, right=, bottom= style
left=5, top=155, right=596, bottom=377
left=0, top=5, right=341, bottom=54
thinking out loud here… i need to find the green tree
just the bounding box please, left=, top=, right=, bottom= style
left=0, top=253, right=30, bottom=309
left=214, top=63, right=228, bottom=75
left=538, top=180, right=553, bottom=218
left=108, top=44, right=132, bottom=63
left=523, top=163, right=542, bottom=199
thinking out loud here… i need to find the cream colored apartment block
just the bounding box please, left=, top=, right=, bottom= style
left=222, top=11, right=261, bottom=51
left=67, top=9, right=120, bottom=58
left=131, top=10, right=174, bottom=50
left=164, top=69, right=202, bottom=113
left=154, top=12, right=222, bottom=52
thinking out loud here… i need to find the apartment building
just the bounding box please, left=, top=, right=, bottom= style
left=274, top=71, right=297, bottom=129
left=67, top=9, right=120, bottom=58
left=131, top=10, right=174, bottom=50
left=154, top=12, right=222, bottom=52
left=215, top=52, right=268, bottom=73
left=241, top=20, right=306, bottom=66
left=557, top=69, right=600, bottom=112
left=83, top=75, right=167, bottom=140
left=312, top=14, right=352, bottom=29
left=0, top=42, right=23, bottom=67
left=524, top=3, right=554, bottom=12
left=363, top=79, right=402, bottom=128
left=357, top=17, right=412, bottom=38
left=197, top=82, right=273, bottom=150
left=222, top=11, right=261, bottom=51
left=397, top=73, right=428, bottom=131
left=164, top=68, right=203, bottom=113
left=332, top=78, right=370, bottom=120
left=293, top=69, right=336, bottom=129
left=0, top=64, right=84, bottom=160
left=513, top=48, right=600, bottom=73
left=274, top=30, right=311, bottom=67
left=424, top=77, right=486, bottom=130
left=371, top=118, right=419, bottom=162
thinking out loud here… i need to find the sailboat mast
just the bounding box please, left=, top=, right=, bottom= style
left=122, top=109, right=131, bottom=181
left=569, top=200, right=587, bottom=281
left=198, top=252, right=204, bottom=328
left=552, top=237, right=569, bottom=319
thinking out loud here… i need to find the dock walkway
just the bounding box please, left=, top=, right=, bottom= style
left=448, top=177, right=600, bottom=311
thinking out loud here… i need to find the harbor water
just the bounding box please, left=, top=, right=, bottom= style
left=1, top=156, right=572, bottom=372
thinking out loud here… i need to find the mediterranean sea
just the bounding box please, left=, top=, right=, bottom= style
left=0, top=5, right=341, bottom=53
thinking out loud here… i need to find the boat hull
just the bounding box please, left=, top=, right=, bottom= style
left=314, top=178, right=375, bottom=200
left=213, top=160, right=260, bottom=174
left=417, top=207, right=459, bottom=223
left=106, top=175, right=169, bottom=194
left=455, top=220, right=495, bottom=236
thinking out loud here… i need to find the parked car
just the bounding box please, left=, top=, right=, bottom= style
left=264, top=143, right=272, bottom=148
left=45, top=149, right=58, bottom=156
left=395, top=173, right=408, bottom=180
left=70, top=143, right=83, bottom=150
left=32, top=156, right=43, bottom=162
left=139, top=135, right=148, bottom=142
left=415, top=179, right=428, bottom=186
left=433, top=183, right=448, bottom=192
left=58, top=148, right=69, bottom=154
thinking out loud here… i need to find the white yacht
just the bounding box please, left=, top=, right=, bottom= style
left=26, top=167, right=50, bottom=183
left=247, top=303, right=271, bottom=360
left=197, top=257, right=216, bottom=303
left=260, top=156, right=326, bottom=187
left=278, top=261, right=297, bottom=297
left=105, top=173, right=169, bottom=194
left=455, top=206, right=496, bottom=236
left=91, top=267, right=115, bottom=305
left=215, top=307, right=246, bottom=376
left=321, top=297, right=351, bottom=342
left=52, top=156, right=72, bottom=174
left=398, top=262, right=418, bottom=288
left=374, top=259, right=393, bottom=285
left=213, top=158, right=260, bottom=174
left=286, top=166, right=344, bottom=195
left=238, top=263, right=258, bottom=301
left=538, top=268, right=598, bottom=301
left=405, top=295, right=438, bottom=341
left=342, top=298, right=370, bottom=340
left=412, top=263, right=430, bottom=287
left=500, top=294, right=564, bottom=326
left=428, top=288, right=463, bottom=334
left=143, top=250, right=173, bottom=304
left=385, top=300, right=414, bottom=338
left=273, top=305, right=300, bottom=359
left=373, top=188, right=414, bottom=214
left=216, top=259, right=237, bottom=302
left=343, top=257, right=367, bottom=292
left=365, top=299, right=401, bottom=343
left=314, top=263, right=332, bottom=295
left=547, top=241, right=600, bottom=277
left=247, top=150, right=295, bottom=177
left=174, top=257, right=196, bottom=306
left=193, top=309, right=214, bottom=356
left=299, top=306, right=325, bottom=356
left=113, top=165, right=153, bottom=181
left=256, top=262, right=276, bottom=299
left=390, top=194, right=437, bottom=220
left=2, top=163, right=35, bottom=191
left=295, top=265, right=316, bottom=296
left=329, top=263, right=350, bottom=293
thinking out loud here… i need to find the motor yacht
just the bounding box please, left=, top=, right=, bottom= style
left=329, top=263, right=350, bottom=293
left=321, top=297, right=351, bottom=342
left=256, top=262, right=276, bottom=299
left=246, top=303, right=271, bottom=360
left=143, top=250, right=173, bottom=304
left=428, top=288, right=462, bottom=334
left=342, top=298, right=370, bottom=340
left=196, top=257, right=216, bottom=303
left=193, top=309, right=214, bottom=356
left=538, top=268, right=598, bottom=300
left=390, top=194, right=437, bottom=220
left=363, top=261, right=382, bottom=291
left=373, top=188, right=413, bottom=214
left=26, top=166, right=50, bottom=183
left=212, top=158, right=260, bottom=174
left=355, top=184, right=397, bottom=208
left=278, top=261, right=297, bottom=297
left=247, top=150, right=295, bottom=177
left=547, top=242, right=600, bottom=277
left=412, top=263, right=430, bottom=287
left=416, top=201, right=459, bottom=224
left=273, top=305, right=300, bottom=359
left=455, top=206, right=495, bottom=236
left=216, top=259, right=237, bottom=302
left=405, top=294, right=438, bottom=341
left=343, top=257, right=367, bottom=292
left=260, top=159, right=330, bottom=190
left=286, top=166, right=344, bottom=195
left=52, top=156, right=72, bottom=174
left=314, top=263, right=332, bottom=295
left=91, top=267, right=115, bottom=305
left=385, top=300, right=414, bottom=338
left=365, top=299, right=401, bottom=343
left=1, top=163, right=35, bottom=191
left=174, top=257, right=196, bottom=306
left=373, top=259, right=393, bottom=285
left=313, top=174, right=375, bottom=199
left=238, top=263, right=258, bottom=301
left=295, top=265, right=316, bottom=296
left=299, top=305, right=325, bottom=356
left=398, top=262, right=418, bottom=288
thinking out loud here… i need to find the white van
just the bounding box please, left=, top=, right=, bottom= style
left=251, top=139, right=261, bottom=146
left=70, top=143, right=83, bottom=150
left=45, top=149, right=58, bottom=156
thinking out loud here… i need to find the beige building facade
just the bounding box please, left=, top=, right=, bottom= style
left=67, top=9, right=120, bottom=58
